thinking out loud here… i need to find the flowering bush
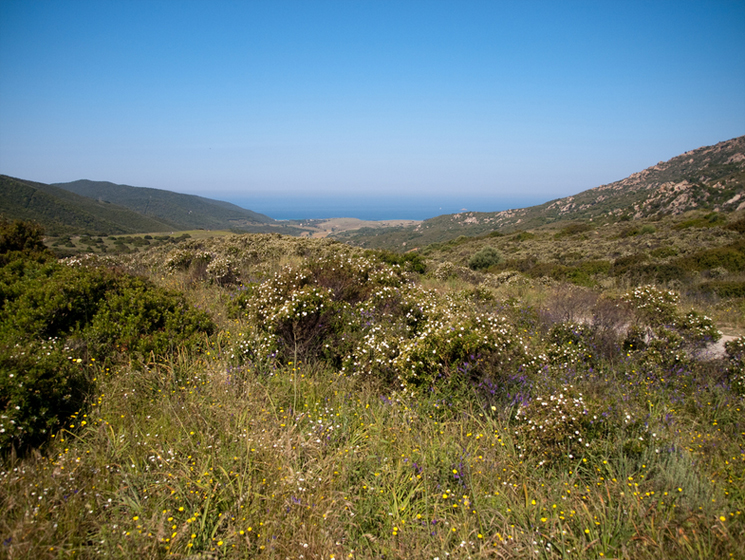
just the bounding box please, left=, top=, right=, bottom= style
left=621, top=286, right=720, bottom=365
left=514, top=387, right=614, bottom=465
left=206, top=255, right=236, bottom=285
left=228, top=252, right=526, bottom=391
left=545, top=322, right=597, bottom=369
left=622, top=285, right=680, bottom=326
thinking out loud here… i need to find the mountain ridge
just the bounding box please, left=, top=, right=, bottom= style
left=52, top=179, right=275, bottom=230
left=0, top=175, right=176, bottom=235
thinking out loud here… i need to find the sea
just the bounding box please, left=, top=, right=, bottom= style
left=225, top=194, right=548, bottom=222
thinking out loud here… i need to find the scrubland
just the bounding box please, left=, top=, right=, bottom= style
left=1, top=221, right=744, bottom=559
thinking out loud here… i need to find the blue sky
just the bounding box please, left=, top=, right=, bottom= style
left=1, top=1, right=744, bottom=219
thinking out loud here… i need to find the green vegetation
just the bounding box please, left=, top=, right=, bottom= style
left=0, top=221, right=214, bottom=453
left=2, top=221, right=744, bottom=559
left=0, top=175, right=174, bottom=236
left=468, top=246, right=503, bottom=271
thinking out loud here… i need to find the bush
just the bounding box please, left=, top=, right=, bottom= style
left=700, top=281, right=745, bottom=298
left=0, top=228, right=216, bottom=453
left=0, top=219, right=51, bottom=265
left=678, top=240, right=745, bottom=272
left=555, top=222, right=593, bottom=237
left=726, top=217, right=745, bottom=234
left=0, top=339, right=92, bottom=451
left=369, top=249, right=427, bottom=274
left=468, top=246, right=503, bottom=271
left=725, top=336, right=745, bottom=395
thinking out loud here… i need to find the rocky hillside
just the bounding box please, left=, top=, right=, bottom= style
left=336, top=135, right=745, bottom=249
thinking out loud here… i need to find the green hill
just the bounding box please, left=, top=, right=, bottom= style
left=53, top=179, right=274, bottom=230
left=0, top=175, right=175, bottom=236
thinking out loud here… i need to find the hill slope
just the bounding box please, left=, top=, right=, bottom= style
left=53, top=179, right=274, bottom=230
left=336, top=135, right=745, bottom=249
left=0, top=175, right=175, bottom=235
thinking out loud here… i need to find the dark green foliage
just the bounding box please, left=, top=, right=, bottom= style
left=0, top=339, right=92, bottom=451
left=369, top=249, right=427, bottom=274
left=0, top=222, right=215, bottom=453
left=673, top=212, right=727, bottom=230
left=677, top=240, right=745, bottom=272
left=617, top=226, right=640, bottom=238
left=555, top=222, right=593, bottom=237
left=468, top=246, right=502, bottom=270
left=500, top=258, right=611, bottom=287
left=650, top=246, right=679, bottom=259
left=700, top=280, right=745, bottom=298
left=86, top=275, right=215, bottom=357
left=509, top=231, right=534, bottom=242
left=725, top=216, right=745, bottom=234
left=0, top=219, right=52, bottom=265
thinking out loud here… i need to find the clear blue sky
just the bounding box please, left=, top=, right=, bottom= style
left=1, top=0, right=744, bottom=217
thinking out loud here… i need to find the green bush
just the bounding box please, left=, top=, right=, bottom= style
left=725, top=217, right=745, bottom=234
left=678, top=240, right=745, bottom=272
left=86, top=275, right=215, bottom=357
left=0, top=219, right=51, bottom=265
left=555, top=222, right=593, bottom=237
left=369, top=249, right=427, bottom=274
left=674, top=212, right=727, bottom=230
left=0, top=339, right=92, bottom=451
left=700, top=280, right=745, bottom=298
left=0, top=223, right=216, bottom=453
left=468, top=246, right=503, bottom=271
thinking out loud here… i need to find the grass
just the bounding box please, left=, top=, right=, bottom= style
left=3, top=349, right=742, bottom=559
left=2, top=230, right=745, bottom=559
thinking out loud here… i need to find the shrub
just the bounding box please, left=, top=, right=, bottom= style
left=86, top=275, right=215, bottom=357
left=700, top=280, right=745, bottom=298
left=370, top=249, right=427, bottom=274
left=725, top=216, right=745, bottom=234
left=678, top=240, right=745, bottom=272
left=514, top=387, right=621, bottom=466
left=0, top=219, right=51, bottom=265
left=725, top=336, right=745, bottom=395
left=651, top=246, right=678, bottom=259
left=468, top=246, right=502, bottom=271
left=0, top=338, right=92, bottom=451
left=555, top=222, right=593, bottom=237
left=0, top=237, right=215, bottom=453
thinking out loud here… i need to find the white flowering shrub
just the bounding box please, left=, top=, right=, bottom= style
left=227, top=252, right=527, bottom=392
left=433, top=261, right=458, bottom=281
left=545, top=322, right=597, bottom=369
left=621, top=286, right=721, bottom=365
left=164, top=248, right=195, bottom=272
left=514, top=386, right=627, bottom=465
left=622, top=285, right=680, bottom=326
left=206, top=255, right=236, bottom=285
left=676, top=311, right=721, bottom=347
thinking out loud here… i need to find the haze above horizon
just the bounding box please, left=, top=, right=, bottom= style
left=1, top=0, right=744, bottom=220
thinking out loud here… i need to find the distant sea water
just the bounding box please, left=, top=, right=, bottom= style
left=225, top=194, right=548, bottom=222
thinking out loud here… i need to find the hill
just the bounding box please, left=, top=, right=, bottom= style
left=53, top=179, right=275, bottom=230
left=335, top=135, right=745, bottom=249
left=0, top=174, right=175, bottom=235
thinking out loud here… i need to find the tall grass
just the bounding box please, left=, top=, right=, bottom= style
left=2, top=233, right=744, bottom=559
